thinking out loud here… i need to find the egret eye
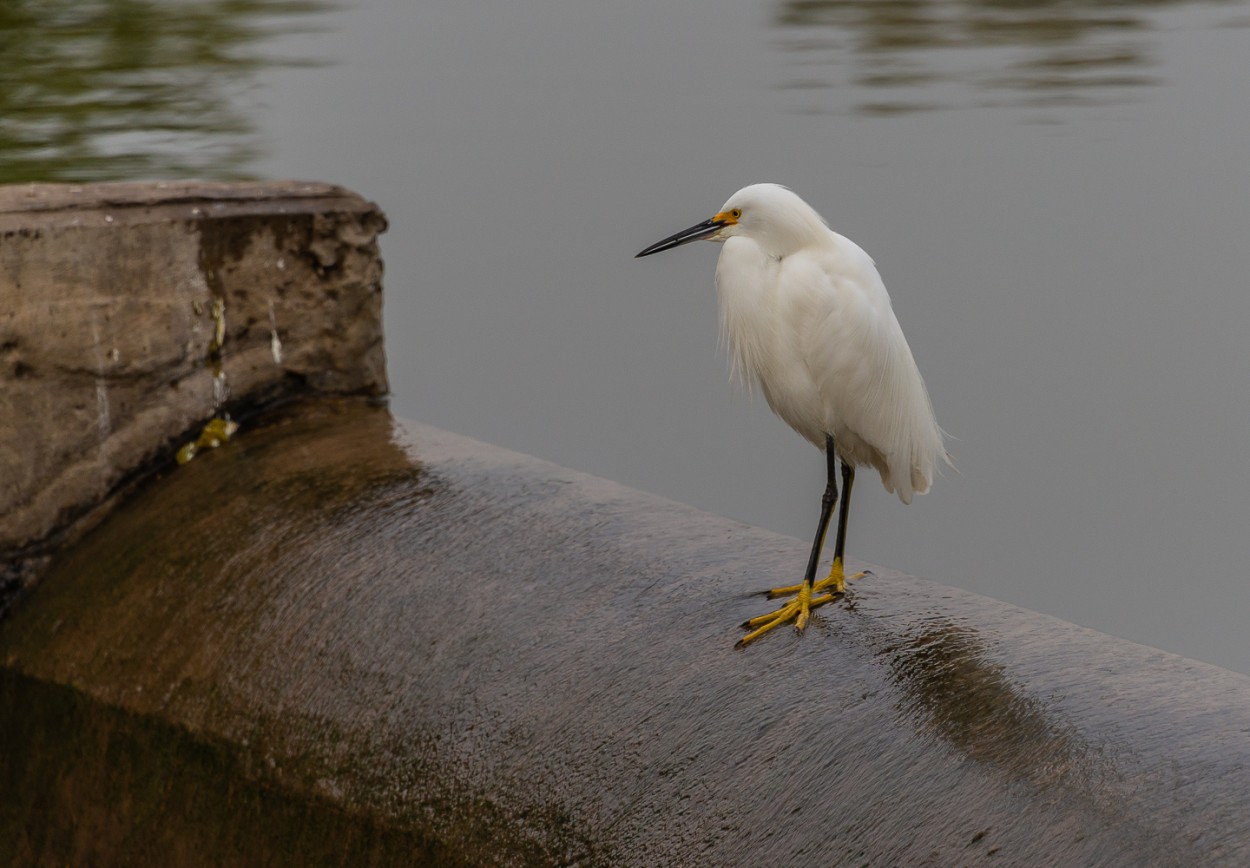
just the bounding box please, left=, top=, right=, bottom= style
left=730, top=208, right=742, bottom=219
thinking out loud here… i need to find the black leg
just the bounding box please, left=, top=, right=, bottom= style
left=738, top=433, right=846, bottom=646
left=800, top=434, right=839, bottom=588
left=832, top=462, right=855, bottom=568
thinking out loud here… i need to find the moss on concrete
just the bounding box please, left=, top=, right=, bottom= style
left=0, top=670, right=463, bottom=867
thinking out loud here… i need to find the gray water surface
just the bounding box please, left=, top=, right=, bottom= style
left=3, top=0, right=1249, bottom=672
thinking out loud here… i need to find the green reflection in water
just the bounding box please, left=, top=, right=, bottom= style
left=0, top=0, right=332, bottom=184
left=773, top=0, right=1243, bottom=114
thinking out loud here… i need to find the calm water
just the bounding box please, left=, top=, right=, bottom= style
left=3, top=0, right=1250, bottom=673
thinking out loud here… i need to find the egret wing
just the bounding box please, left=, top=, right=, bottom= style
left=794, top=245, right=944, bottom=504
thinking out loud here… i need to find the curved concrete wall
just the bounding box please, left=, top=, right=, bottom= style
left=3, top=399, right=1250, bottom=866
left=3, top=182, right=1249, bottom=866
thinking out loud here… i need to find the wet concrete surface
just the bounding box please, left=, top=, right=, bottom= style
left=3, top=398, right=1250, bottom=866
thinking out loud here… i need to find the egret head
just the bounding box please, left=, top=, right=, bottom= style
left=635, top=183, right=828, bottom=259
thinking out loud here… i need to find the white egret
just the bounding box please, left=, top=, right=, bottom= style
left=636, top=183, right=948, bottom=646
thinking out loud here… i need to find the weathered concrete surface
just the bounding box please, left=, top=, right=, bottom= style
left=3, top=398, right=1249, bottom=867
left=0, top=181, right=387, bottom=608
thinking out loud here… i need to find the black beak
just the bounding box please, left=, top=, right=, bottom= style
left=635, top=217, right=726, bottom=258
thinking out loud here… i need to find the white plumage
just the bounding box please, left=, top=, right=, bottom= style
left=712, top=183, right=946, bottom=504
left=637, top=183, right=948, bottom=645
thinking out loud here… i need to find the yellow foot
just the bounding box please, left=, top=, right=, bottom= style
left=736, top=581, right=836, bottom=648
left=766, top=559, right=870, bottom=599
left=737, top=559, right=869, bottom=648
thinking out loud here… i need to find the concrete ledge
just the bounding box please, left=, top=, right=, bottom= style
left=3, top=399, right=1249, bottom=866
left=0, top=181, right=388, bottom=604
